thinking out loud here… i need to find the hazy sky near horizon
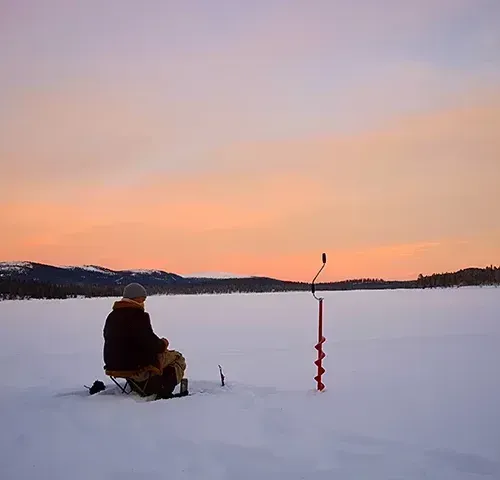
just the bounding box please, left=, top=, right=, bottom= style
left=1, top=0, right=499, bottom=281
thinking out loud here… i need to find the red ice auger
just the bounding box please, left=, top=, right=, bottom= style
left=311, top=253, right=327, bottom=391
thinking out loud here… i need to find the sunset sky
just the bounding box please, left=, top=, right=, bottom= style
left=1, top=0, right=499, bottom=281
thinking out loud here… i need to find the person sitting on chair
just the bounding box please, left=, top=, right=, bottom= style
left=103, top=282, right=186, bottom=398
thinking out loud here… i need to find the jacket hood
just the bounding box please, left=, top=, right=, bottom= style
left=112, top=298, right=145, bottom=311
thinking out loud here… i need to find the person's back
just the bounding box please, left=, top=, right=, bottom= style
left=103, top=295, right=165, bottom=371
left=103, top=282, right=187, bottom=397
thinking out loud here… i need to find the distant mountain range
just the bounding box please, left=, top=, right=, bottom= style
left=1, top=261, right=498, bottom=300
left=0, top=261, right=259, bottom=286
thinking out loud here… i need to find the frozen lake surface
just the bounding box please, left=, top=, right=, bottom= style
left=0, top=286, right=499, bottom=479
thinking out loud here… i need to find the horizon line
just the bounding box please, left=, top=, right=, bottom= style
left=1, top=258, right=499, bottom=284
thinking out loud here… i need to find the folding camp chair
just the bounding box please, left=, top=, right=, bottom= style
left=105, top=365, right=189, bottom=399
left=105, top=365, right=161, bottom=397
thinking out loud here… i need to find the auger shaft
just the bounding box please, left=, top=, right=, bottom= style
left=314, top=297, right=326, bottom=391
left=311, top=253, right=327, bottom=391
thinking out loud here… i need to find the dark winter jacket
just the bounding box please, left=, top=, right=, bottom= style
left=103, top=299, right=166, bottom=371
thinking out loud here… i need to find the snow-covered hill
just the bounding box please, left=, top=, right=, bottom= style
left=0, top=261, right=257, bottom=286
left=0, top=287, right=499, bottom=479
left=0, top=261, right=185, bottom=285
left=0, top=261, right=34, bottom=274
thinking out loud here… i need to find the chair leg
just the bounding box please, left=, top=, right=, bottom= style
left=108, top=374, right=156, bottom=398
left=127, top=375, right=152, bottom=397
left=110, top=376, right=130, bottom=394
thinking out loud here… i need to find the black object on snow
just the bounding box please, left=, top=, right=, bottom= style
left=85, top=380, right=106, bottom=395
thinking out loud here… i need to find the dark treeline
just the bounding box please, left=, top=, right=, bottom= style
left=1, top=277, right=399, bottom=300
left=0, top=278, right=122, bottom=300
left=416, top=265, right=500, bottom=288
left=1, top=277, right=307, bottom=300
left=315, top=279, right=416, bottom=291
left=1, top=266, right=499, bottom=300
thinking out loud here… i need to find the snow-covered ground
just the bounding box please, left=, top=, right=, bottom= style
left=0, top=287, right=499, bottom=479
